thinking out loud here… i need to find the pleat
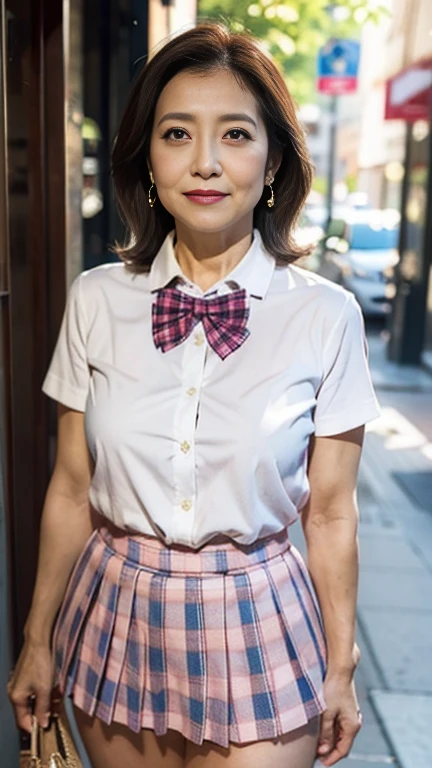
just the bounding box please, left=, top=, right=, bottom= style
left=201, top=575, right=229, bottom=745
left=225, top=570, right=277, bottom=745
left=284, top=547, right=327, bottom=667
left=280, top=551, right=326, bottom=679
left=143, top=572, right=168, bottom=736
left=54, top=532, right=109, bottom=691
left=183, top=576, right=207, bottom=744
left=96, top=561, right=141, bottom=727
left=265, top=553, right=326, bottom=720
left=120, top=585, right=146, bottom=733
left=245, top=563, right=284, bottom=734
left=134, top=570, right=149, bottom=731
left=155, top=570, right=188, bottom=737
left=249, top=558, right=316, bottom=734
left=71, top=550, right=123, bottom=716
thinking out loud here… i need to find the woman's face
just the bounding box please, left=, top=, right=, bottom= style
left=149, top=68, right=272, bottom=237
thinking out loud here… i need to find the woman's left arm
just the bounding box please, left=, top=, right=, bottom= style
left=301, top=425, right=365, bottom=766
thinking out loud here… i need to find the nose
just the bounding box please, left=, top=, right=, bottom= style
left=190, top=136, right=222, bottom=179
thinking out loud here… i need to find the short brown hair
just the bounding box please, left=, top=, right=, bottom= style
left=111, top=23, right=313, bottom=271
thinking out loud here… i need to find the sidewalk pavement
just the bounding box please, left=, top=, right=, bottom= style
left=292, top=326, right=432, bottom=768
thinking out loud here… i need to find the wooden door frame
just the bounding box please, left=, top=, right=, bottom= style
left=3, top=0, right=82, bottom=653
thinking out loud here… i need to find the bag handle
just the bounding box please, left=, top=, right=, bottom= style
left=29, top=715, right=41, bottom=766
left=28, top=705, right=77, bottom=767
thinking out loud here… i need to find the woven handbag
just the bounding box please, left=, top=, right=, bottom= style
left=19, top=695, right=82, bottom=768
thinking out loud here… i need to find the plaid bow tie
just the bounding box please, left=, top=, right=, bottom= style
left=152, top=286, right=250, bottom=360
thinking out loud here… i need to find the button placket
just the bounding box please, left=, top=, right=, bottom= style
left=171, top=321, right=207, bottom=543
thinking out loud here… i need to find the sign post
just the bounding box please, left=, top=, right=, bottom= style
left=317, top=39, right=361, bottom=227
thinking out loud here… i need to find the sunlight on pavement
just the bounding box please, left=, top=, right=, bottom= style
left=367, top=408, right=432, bottom=460
left=347, top=754, right=396, bottom=763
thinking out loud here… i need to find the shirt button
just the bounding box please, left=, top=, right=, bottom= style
left=180, top=440, right=191, bottom=454
left=187, top=386, right=197, bottom=397
left=181, top=499, right=192, bottom=511
left=194, top=332, right=205, bottom=346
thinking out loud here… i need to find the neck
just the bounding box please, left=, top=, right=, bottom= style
left=173, top=222, right=253, bottom=293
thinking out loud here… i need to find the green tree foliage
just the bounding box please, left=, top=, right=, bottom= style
left=198, top=0, right=389, bottom=104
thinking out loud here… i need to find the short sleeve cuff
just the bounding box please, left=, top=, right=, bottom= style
left=42, top=373, right=88, bottom=412
left=314, top=397, right=381, bottom=436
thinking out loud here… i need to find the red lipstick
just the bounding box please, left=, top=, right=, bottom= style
left=183, top=189, right=229, bottom=205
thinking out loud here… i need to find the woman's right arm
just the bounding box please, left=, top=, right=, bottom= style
left=8, top=403, right=94, bottom=733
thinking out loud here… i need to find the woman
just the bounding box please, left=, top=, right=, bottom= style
left=8, top=23, right=381, bottom=768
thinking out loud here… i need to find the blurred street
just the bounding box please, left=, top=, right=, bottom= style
left=292, top=322, right=432, bottom=768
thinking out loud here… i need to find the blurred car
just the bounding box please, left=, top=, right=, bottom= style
left=317, top=218, right=400, bottom=317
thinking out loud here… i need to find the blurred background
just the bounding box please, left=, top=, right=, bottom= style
left=0, top=1, right=431, bottom=765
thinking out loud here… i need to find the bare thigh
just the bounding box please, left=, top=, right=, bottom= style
left=73, top=704, right=186, bottom=768
left=184, top=716, right=320, bottom=768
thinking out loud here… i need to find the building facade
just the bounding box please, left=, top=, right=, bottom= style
left=383, top=0, right=432, bottom=366
left=356, top=0, right=432, bottom=365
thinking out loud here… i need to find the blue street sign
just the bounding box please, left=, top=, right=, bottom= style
left=317, top=38, right=361, bottom=94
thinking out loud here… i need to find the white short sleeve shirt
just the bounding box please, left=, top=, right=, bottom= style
left=42, top=229, right=381, bottom=548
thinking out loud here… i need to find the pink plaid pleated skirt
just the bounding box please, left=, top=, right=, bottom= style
left=53, top=523, right=327, bottom=747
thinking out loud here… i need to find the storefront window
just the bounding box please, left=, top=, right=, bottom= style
left=406, top=122, right=432, bottom=367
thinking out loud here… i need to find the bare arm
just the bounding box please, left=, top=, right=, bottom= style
left=8, top=403, right=94, bottom=730
left=301, top=426, right=364, bottom=765
left=302, top=426, right=363, bottom=675
left=25, top=403, right=94, bottom=644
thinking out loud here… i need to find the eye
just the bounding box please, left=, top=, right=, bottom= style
left=224, top=128, right=252, bottom=141
left=162, top=127, right=190, bottom=141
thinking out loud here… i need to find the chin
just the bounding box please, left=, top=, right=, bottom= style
left=173, top=210, right=254, bottom=236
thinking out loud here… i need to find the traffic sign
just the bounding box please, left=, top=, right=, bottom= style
left=317, top=38, right=361, bottom=94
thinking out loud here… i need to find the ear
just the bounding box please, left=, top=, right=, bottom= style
left=266, top=151, right=282, bottom=181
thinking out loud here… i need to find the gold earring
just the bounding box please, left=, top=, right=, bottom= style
left=148, top=170, right=157, bottom=208
left=266, top=176, right=275, bottom=208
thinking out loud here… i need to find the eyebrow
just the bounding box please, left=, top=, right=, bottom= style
left=157, top=112, right=258, bottom=129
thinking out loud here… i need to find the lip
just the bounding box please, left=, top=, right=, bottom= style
left=183, top=189, right=229, bottom=205
left=185, top=189, right=227, bottom=195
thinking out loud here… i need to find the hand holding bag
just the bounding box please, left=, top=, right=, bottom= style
left=19, top=694, right=82, bottom=768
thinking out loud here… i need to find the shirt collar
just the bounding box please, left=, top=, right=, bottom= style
left=149, top=228, right=275, bottom=299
